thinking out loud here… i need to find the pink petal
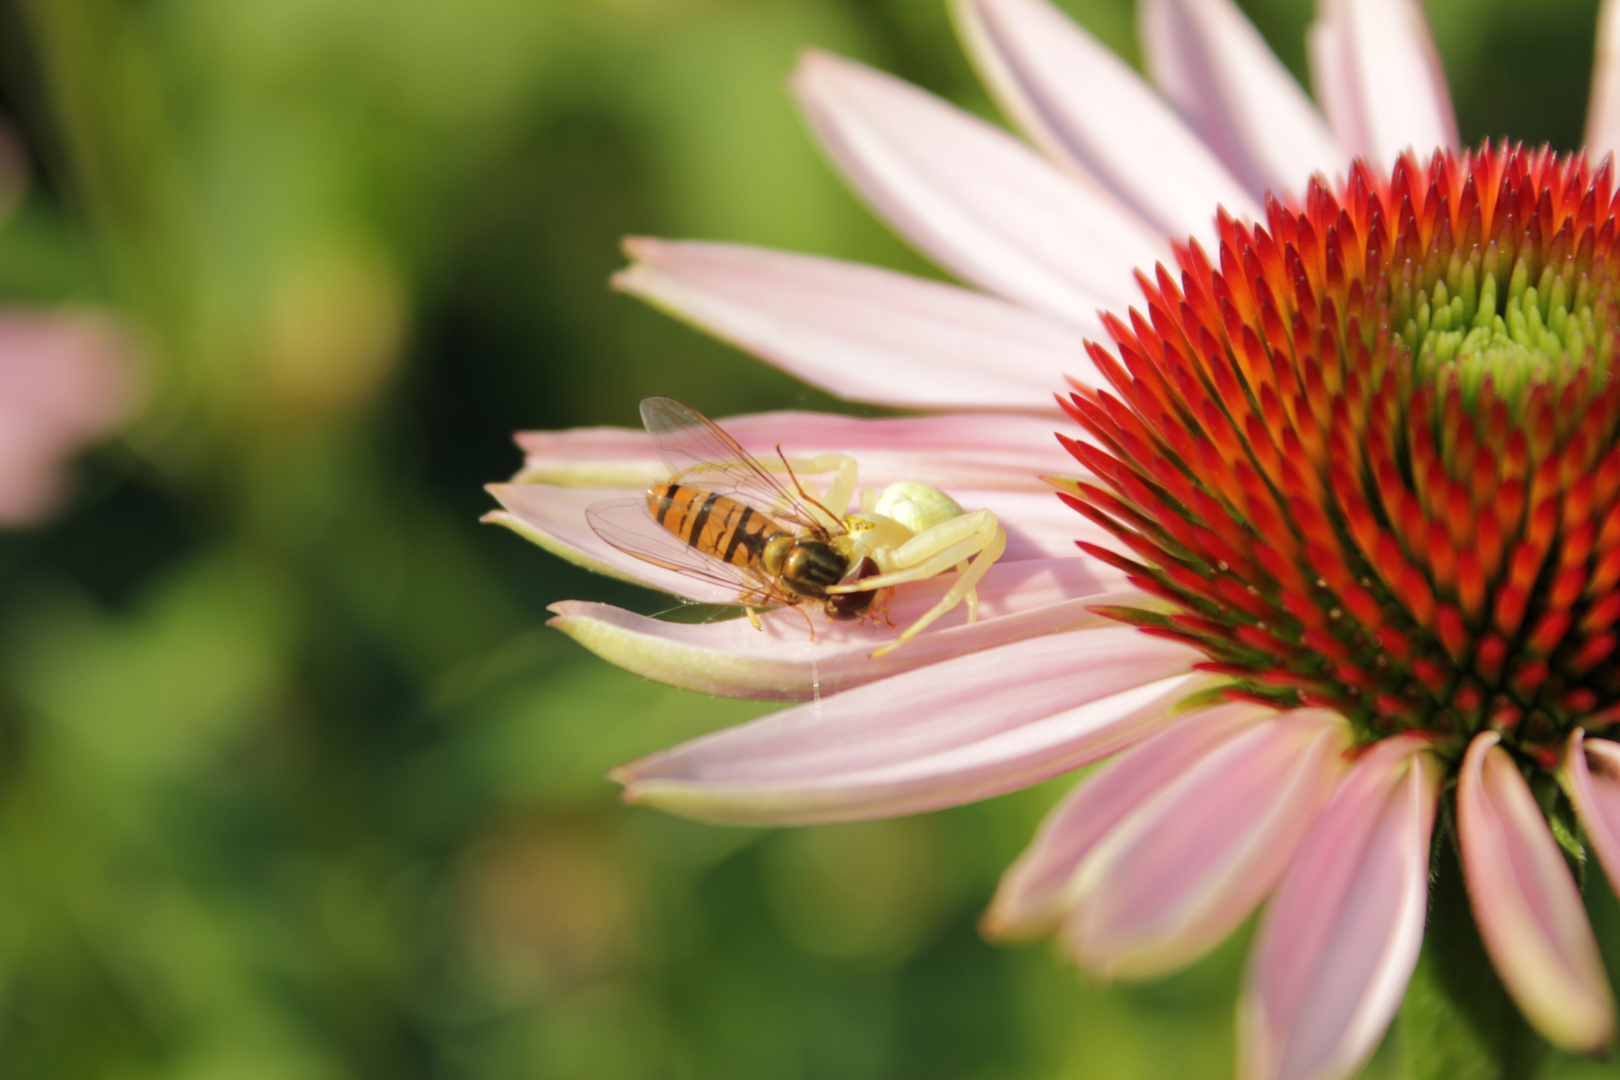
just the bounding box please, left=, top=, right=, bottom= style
left=1563, top=731, right=1620, bottom=902
left=1306, top=19, right=1357, bottom=163
left=0, top=311, right=137, bottom=525
left=613, top=240, right=1094, bottom=411
left=486, top=482, right=1107, bottom=600
left=985, top=699, right=1273, bottom=939
left=485, top=484, right=737, bottom=602
left=954, top=0, right=1261, bottom=242
left=1139, top=0, right=1344, bottom=201
left=612, top=624, right=1206, bottom=825
left=791, top=49, right=1164, bottom=324
left=549, top=567, right=1143, bottom=701
left=1309, top=0, right=1458, bottom=169
left=1060, top=709, right=1352, bottom=979
left=1457, top=731, right=1615, bottom=1053
left=513, top=405, right=1077, bottom=492
left=1240, top=735, right=1440, bottom=1080
left=1588, top=0, right=1620, bottom=161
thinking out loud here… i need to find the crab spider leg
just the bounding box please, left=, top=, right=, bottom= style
left=763, top=452, right=859, bottom=523
left=955, top=561, right=975, bottom=621
left=872, top=526, right=1007, bottom=657
left=823, top=508, right=1006, bottom=649
left=841, top=537, right=986, bottom=591
left=833, top=510, right=1002, bottom=590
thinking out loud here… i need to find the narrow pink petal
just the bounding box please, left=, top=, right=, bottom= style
left=613, top=240, right=1095, bottom=411
left=485, top=484, right=738, bottom=602
left=1563, top=731, right=1620, bottom=900
left=1240, top=736, right=1440, bottom=1080
left=486, top=481, right=1109, bottom=600
left=613, top=625, right=1207, bottom=825
left=1139, top=0, right=1344, bottom=200
left=0, top=312, right=138, bottom=525
left=985, top=700, right=1272, bottom=939
left=549, top=565, right=1143, bottom=701
left=1306, top=19, right=1360, bottom=165
left=1588, top=0, right=1620, bottom=160
left=1060, top=709, right=1352, bottom=979
left=791, top=50, right=1164, bottom=324
left=1310, top=0, right=1458, bottom=168
left=954, top=0, right=1261, bottom=241
left=513, top=405, right=1077, bottom=493
left=1457, top=731, right=1615, bottom=1053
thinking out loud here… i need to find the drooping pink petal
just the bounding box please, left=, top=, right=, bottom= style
left=1059, top=709, right=1352, bottom=980
left=1457, top=731, right=1615, bottom=1054
left=513, top=404, right=1077, bottom=492
left=485, top=482, right=1109, bottom=600
left=1309, top=0, right=1458, bottom=169
left=1588, top=0, right=1620, bottom=161
left=549, top=565, right=1143, bottom=701
left=612, top=240, right=1094, bottom=412
left=0, top=311, right=137, bottom=525
left=985, top=700, right=1272, bottom=939
left=612, top=625, right=1207, bottom=825
left=1139, top=0, right=1343, bottom=200
left=954, top=0, right=1261, bottom=243
left=791, top=49, right=1164, bottom=324
left=485, top=484, right=738, bottom=602
left=1239, top=735, right=1440, bottom=1080
left=1562, top=731, right=1620, bottom=901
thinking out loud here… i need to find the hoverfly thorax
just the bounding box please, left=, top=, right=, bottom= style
left=774, top=537, right=849, bottom=599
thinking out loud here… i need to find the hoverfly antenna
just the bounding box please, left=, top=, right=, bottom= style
left=775, top=443, right=839, bottom=524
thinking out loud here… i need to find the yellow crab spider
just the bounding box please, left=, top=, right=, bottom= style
left=765, top=453, right=1008, bottom=656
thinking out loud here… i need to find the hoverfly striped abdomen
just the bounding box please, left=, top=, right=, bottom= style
left=648, top=482, right=781, bottom=569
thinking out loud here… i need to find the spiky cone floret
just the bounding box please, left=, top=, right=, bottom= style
left=1067, top=142, right=1620, bottom=769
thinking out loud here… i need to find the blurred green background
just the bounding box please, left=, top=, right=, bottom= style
left=1, top=0, right=1618, bottom=1077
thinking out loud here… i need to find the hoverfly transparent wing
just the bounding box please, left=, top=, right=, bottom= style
left=585, top=497, right=789, bottom=608
left=639, top=396, right=839, bottom=534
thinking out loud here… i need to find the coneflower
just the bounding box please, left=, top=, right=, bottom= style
left=487, top=1, right=1620, bottom=1076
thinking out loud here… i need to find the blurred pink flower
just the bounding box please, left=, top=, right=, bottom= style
left=0, top=313, right=136, bottom=525
left=489, top=0, right=1620, bottom=1074
left=0, top=125, right=137, bottom=527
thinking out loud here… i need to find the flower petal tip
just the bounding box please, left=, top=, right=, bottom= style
left=620, top=234, right=656, bottom=258
left=1460, top=731, right=1616, bottom=1053
left=977, top=895, right=1051, bottom=944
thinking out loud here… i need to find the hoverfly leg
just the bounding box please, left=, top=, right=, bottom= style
left=795, top=602, right=816, bottom=642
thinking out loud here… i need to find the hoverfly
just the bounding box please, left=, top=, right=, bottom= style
left=586, top=397, right=1006, bottom=655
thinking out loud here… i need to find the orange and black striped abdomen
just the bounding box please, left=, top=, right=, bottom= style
left=648, top=483, right=782, bottom=567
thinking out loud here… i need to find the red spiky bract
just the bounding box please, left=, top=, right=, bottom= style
left=1069, top=143, right=1620, bottom=761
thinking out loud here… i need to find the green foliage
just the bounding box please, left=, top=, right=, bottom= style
left=1401, top=834, right=1550, bottom=1080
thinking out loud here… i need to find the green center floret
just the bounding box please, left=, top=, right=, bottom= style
left=1404, top=250, right=1617, bottom=406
